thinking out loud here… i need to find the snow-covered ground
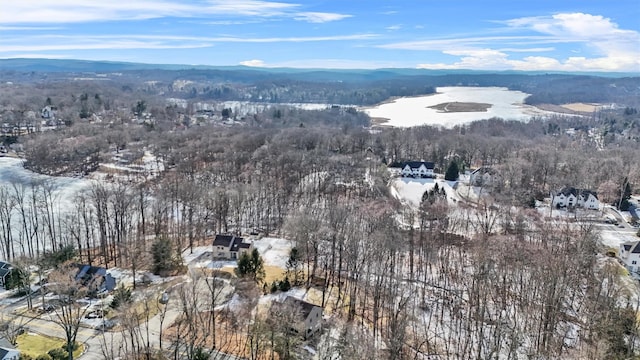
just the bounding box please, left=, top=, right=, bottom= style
left=181, top=237, right=293, bottom=270
left=600, top=229, right=639, bottom=249
left=252, top=237, right=293, bottom=268
left=390, top=177, right=461, bottom=208
left=181, top=246, right=237, bottom=269
left=99, top=150, right=164, bottom=178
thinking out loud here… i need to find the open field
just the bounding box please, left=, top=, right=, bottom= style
left=561, top=102, right=602, bottom=112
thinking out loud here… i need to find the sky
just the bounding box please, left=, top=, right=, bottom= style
left=1, top=0, right=639, bottom=72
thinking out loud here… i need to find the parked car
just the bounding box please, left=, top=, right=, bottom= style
left=37, top=303, right=55, bottom=313
left=85, top=310, right=105, bottom=319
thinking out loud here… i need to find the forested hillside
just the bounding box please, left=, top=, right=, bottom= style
left=0, top=67, right=639, bottom=359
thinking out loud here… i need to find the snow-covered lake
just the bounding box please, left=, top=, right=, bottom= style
left=364, top=86, right=557, bottom=128
left=0, top=157, right=94, bottom=208
left=0, top=157, right=95, bottom=257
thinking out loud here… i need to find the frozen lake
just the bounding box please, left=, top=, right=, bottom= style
left=0, top=157, right=93, bottom=210
left=364, top=86, right=557, bottom=128
left=0, top=157, right=95, bottom=258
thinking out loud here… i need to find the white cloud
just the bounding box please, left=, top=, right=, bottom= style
left=266, top=59, right=397, bottom=69
left=293, top=12, right=351, bottom=23
left=0, top=0, right=350, bottom=24
left=239, top=59, right=266, bottom=67
left=404, top=12, right=640, bottom=72
left=385, top=25, right=402, bottom=31
left=497, top=47, right=555, bottom=53
left=0, top=54, right=71, bottom=59
left=0, top=33, right=376, bottom=55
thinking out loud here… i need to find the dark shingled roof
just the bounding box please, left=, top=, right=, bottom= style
left=555, top=187, right=598, bottom=199
left=213, top=234, right=235, bottom=247
left=213, top=234, right=248, bottom=252
left=0, top=262, right=12, bottom=281
left=630, top=242, right=640, bottom=254
left=389, top=161, right=435, bottom=170
left=75, top=265, right=116, bottom=292
left=284, top=296, right=322, bottom=318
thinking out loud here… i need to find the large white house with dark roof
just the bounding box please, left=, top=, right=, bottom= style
left=620, top=241, right=640, bottom=277
left=551, top=187, right=599, bottom=210
left=389, top=161, right=435, bottom=178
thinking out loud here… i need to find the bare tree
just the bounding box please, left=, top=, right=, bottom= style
left=48, top=264, right=93, bottom=360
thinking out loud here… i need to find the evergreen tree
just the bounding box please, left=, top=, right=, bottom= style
left=151, top=237, right=182, bottom=275
left=444, top=161, right=459, bottom=181
left=618, top=177, right=633, bottom=211
left=235, top=248, right=265, bottom=283
left=278, top=277, right=291, bottom=292
left=285, top=248, right=304, bottom=286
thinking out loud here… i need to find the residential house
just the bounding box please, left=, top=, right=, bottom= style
left=0, top=338, right=19, bottom=360
left=0, top=262, right=13, bottom=288
left=283, top=296, right=323, bottom=338
left=551, top=187, right=599, bottom=210
left=389, top=161, right=435, bottom=178
left=75, top=265, right=117, bottom=295
left=212, top=234, right=252, bottom=260
left=620, top=241, right=640, bottom=277
left=469, top=167, right=500, bottom=187
left=41, top=105, right=56, bottom=120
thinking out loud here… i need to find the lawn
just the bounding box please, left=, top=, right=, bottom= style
left=16, top=332, right=84, bottom=358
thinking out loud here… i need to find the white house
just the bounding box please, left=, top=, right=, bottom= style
left=389, top=161, right=435, bottom=178
left=283, top=296, right=323, bottom=338
left=0, top=338, right=19, bottom=360
left=551, top=187, right=599, bottom=210
left=620, top=241, right=640, bottom=277
left=41, top=105, right=56, bottom=120
left=469, top=167, right=500, bottom=187
left=212, top=234, right=252, bottom=260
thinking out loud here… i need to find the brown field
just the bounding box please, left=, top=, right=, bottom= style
left=560, top=102, right=601, bottom=112
left=428, top=101, right=491, bottom=113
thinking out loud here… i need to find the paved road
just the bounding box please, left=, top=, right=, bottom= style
left=3, top=284, right=241, bottom=359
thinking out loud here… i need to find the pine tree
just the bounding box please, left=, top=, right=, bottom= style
left=444, top=161, right=459, bottom=181
left=235, top=248, right=265, bottom=283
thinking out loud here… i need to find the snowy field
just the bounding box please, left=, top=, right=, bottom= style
left=390, top=177, right=461, bottom=208
left=181, top=237, right=293, bottom=270
left=252, top=237, right=293, bottom=268
left=364, top=86, right=563, bottom=128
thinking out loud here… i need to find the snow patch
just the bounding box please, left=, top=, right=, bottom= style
left=253, top=237, right=293, bottom=268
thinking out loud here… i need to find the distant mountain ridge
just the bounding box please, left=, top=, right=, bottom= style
left=0, top=58, right=636, bottom=79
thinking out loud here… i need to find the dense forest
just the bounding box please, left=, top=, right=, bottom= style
left=0, top=66, right=639, bottom=360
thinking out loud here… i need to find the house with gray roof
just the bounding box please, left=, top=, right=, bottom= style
left=75, top=265, right=116, bottom=295
left=283, top=296, right=323, bottom=338
left=0, top=338, right=19, bottom=360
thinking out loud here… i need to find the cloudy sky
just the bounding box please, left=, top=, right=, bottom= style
left=1, top=0, right=639, bottom=72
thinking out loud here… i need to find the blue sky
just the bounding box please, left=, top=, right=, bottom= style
left=1, top=0, right=639, bottom=72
